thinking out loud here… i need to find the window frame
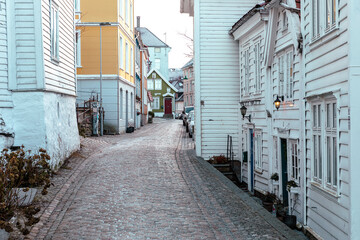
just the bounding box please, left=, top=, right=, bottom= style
left=147, top=79, right=154, bottom=90
left=254, top=131, right=262, bottom=170
left=152, top=97, right=160, bottom=110
left=254, top=42, right=261, bottom=93
left=130, top=47, right=133, bottom=76
left=289, top=140, right=300, bottom=184
left=278, top=49, right=294, bottom=100
left=155, top=58, right=161, bottom=70
left=311, top=97, right=339, bottom=194
left=50, top=1, right=60, bottom=62
left=120, top=37, right=123, bottom=70
left=244, top=48, right=250, bottom=96
left=155, top=79, right=162, bottom=90
left=125, top=42, right=129, bottom=73
left=312, top=0, right=338, bottom=41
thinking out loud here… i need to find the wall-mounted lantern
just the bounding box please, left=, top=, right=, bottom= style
left=274, top=96, right=282, bottom=110
left=240, top=105, right=251, bottom=123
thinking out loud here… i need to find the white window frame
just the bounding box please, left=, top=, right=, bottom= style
left=125, top=42, right=129, bottom=73
left=155, top=79, right=162, bottom=90
left=119, top=0, right=123, bottom=18
left=130, top=47, right=133, bottom=76
left=75, top=30, right=81, bottom=67
left=155, top=58, right=161, bottom=70
left=312, top=0, right=338, bottom=41
left=244, top=49, right=250, bottom=96
left=50, top=1, right=59, bottom=62
left=254, top=42, right=261, bottom=93
left=130, top=3, right=133, bottom=30
left=125, top=0, right=129, bottom=25
left=152, top=97, right=160, bottom=109
left=147, top=79, right=154, bottom=90
left=278, top=50, right=294, bottom=100
left=120, top=37, right=123, bottom=69
left=282, top=11, right=288, bottom=31
left=289, top=140, right=300, bottom=184
left=254, top=131, right=262, bottom=170
left=311, top=97, right=339, bottom=193
left=155, top=48, right=161, bottom=53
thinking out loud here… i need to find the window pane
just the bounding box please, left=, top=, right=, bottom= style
left=313, top=105, right=317, bottom=127
left=333, top=103, right=337, bottom=128
left=319, top=135, right=322, bottom=179
left=327, top=136, right=331, bottom=184
left=318, top=105, right=321, bottom=127
left=314, top=136, right=318, bottom=178
left=333, top=137, right=337, bottom=186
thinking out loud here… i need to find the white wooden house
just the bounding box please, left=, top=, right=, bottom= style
left=192, top=0, right=259, bottom=160
left=301, top=0, right=360, bottom=239
left=0, top=0, right=80, bottom=166
left=263, top=0, right=304, bottom=223
left=230, top=3, right=270, bottom=195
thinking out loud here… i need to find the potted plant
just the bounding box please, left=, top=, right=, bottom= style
left=262, top=193, right=277, bottom=212
left=287, top=180, right=300, bottom=193
left=284, top=180, right=299, bottom=229
left=270, top=173, right=279, bottom=181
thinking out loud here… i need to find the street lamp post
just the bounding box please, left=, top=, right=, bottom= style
left=99, top=22, right=111, bottom=136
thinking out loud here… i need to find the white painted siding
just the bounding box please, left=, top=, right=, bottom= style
left=0, top=0, right=11, bottom=107
left=195, top=0, right=258, bottom=160
left=302, top=0, right=350, bottom=239
left=42, top=0, right=76, bottom=96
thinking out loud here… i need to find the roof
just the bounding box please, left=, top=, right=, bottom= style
left=182, top=58, right=193, bottom=69
left=147, top=68, right=178, bottom=92
left=135, top=27, right=170, bottom=48
left=229, top=1, right=269, bottom=35
left=168, top=68, right=183, bottom=81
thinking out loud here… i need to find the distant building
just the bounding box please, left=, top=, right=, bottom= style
left=0, top=0, right=80, bottom=166
left=181, top=59, right=194, bottom=107
left=136, top=25, right=171, bottom=80
left=76, top=0, right=136, bottom=134
left=147, top=69, right=178, bottom=118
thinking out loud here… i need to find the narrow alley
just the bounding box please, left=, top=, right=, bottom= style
left=18, top=119, right=305, bottom=240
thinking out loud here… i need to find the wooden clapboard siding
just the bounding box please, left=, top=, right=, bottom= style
left=195, top=0, right=258, bottom=160
left=302, top=0, right=350, bottom=239
left=42, top=0, right=76, bottom=96
left=0, top=0, right=11, bottom=107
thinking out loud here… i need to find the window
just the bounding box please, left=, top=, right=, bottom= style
left=152, top=73, right=156, bottom=79
left=125, top=43, right=129, bottom=73
left=155, top=79, right=162, bottom=90
left=125, top=0, right=129, bottom=25
left=147, top=79, right=154, bottom=90
left=120, top=89, right=123, bottom=119
left=244, top=49, right=250, bottom=95
left=119, top=0, right=123, bottom=18
left=144, top=89, right=147, bottom=104
left=289, top=141, right=300, bottom=183
left=255, top=131, right=262, bottom=169
left=283, top=11, right=288, bottom=31
left=75, top=0, right=80, bottom=12
left=278, top=50, right=294, bottom=100
left=120, top=37, right=123, bottom=69
left=155, top=58, right=160, bottom=70
left=152, top=97, right=160, bottom=109
left=326, top=101, right=337, bottom=189
left=254, top=43, right=261, bottom=93
left=130, top=4, right=133, bottom=30
left=50, top=1, right=59, bottom=61
left=130, top=47, right=133, bottom=75
left=312, top=0, right=337, bottom=40
left=155, top=48, right=161, bottom=53
left=131, top=93, right=133, bottom=116
left=75, top=31, right=81, bottom=67
left=312, top=98, right=338, bottom=192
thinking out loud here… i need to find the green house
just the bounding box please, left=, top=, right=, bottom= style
left=147, top=69, right=178, bottom=118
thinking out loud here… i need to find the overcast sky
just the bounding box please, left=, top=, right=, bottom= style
left=135, top=0, right=193, bottom=69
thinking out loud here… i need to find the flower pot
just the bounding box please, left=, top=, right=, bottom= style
left=12, top=188, right=37, bottom=206
left=290, top=187, right=300, bottom=194
left=262, top=201, right=273, bottom=212
left=284, top=215, right=297, bottom=229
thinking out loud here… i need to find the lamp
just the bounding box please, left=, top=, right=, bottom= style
left=274, top=96, right=281, bottom=110
left=240, top=105, right=251, bottom=122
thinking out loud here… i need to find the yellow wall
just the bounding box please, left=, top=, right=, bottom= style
left=77, top=0, right=135, bottom=84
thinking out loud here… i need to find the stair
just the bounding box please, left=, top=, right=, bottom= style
left=211, top=163, right=239, bottom=184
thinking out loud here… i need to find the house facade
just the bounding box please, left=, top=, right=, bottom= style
left=76, top=0, right=136, bottom=134
left=301, top=0, right=360, bottom=239
left=136, top=26, right=171, bottom=81
left=182, top=58, right=194, bottom=107
left=0, top=0, right=80, bottom=166
left=147, top=69, right=177, bottom=118
left=191, top=0, right=258, bottom=160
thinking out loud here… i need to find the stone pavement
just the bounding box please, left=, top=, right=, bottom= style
left=24, top=119, right=306, bottom=240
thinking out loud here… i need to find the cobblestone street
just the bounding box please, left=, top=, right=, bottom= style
left=25, top=119, right=305, bottom=240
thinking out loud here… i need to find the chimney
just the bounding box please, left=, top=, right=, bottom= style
left=137, top=16, right=140, bottom=28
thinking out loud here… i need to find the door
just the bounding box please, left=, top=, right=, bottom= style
left=164, top=98, right=172, bottom=114
left=249, top=129, right=254, bottom=192
left=126, top=91, right=128, bottom=128
left=281, top=138, right=288, bottom=207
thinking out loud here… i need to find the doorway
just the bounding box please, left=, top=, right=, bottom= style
left=249, top=129, right=254, bottom=192
left=281, top=138, right=288, bottom=207
left=164, top=98, right=172, bottom=115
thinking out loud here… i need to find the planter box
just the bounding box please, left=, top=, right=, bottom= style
left=12, top=188, right=37, bottom=206
left=289, top=187, right=300, bottom=194
left=272, top=180, right=279, bottom=186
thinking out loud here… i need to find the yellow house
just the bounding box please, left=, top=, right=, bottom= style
left=75, top=0, right=136, bottom=134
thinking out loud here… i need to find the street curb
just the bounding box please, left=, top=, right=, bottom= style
left=187, top=149, right=307, bottom=240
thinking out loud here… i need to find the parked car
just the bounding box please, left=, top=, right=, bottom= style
left=188, top=110, right=195, bottom=138
left=182, top=106, right=194, bottom=131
